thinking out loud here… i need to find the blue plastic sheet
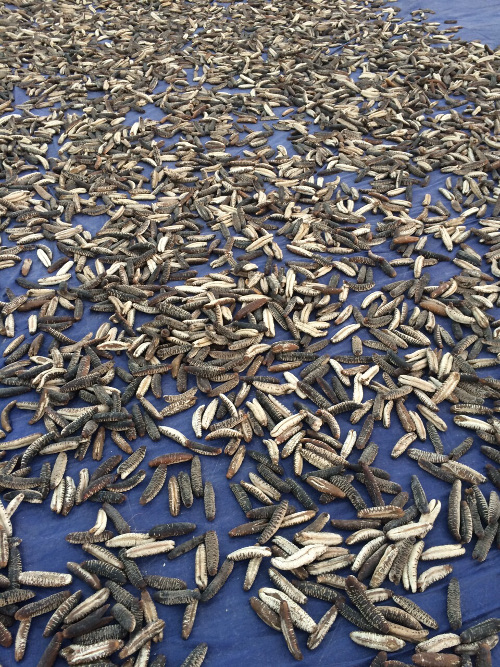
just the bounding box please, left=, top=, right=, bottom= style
left=1, top=1, right=500, bottom=666
left=398, top=0, right=500, bottom=47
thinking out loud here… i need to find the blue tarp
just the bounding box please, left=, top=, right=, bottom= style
left=2, top=1, right=500, bottom=666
